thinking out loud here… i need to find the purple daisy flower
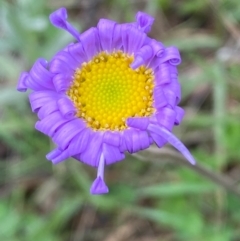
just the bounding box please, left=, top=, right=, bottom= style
left=17, top=8, right=195, bottom=195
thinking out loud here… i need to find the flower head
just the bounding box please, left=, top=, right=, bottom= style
left=17, top=8, right=195, bottom=195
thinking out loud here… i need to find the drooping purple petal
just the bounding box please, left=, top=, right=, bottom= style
left=90, top=153, right=108, bottom=194
left=57, top=97, right=76, bottom=119
left=49, top=7, right=81, bottom=41
left=148, top=124, right=196, bottom=165
left=126, top=117, right=149, bottom=130
left=135, top=12, right=154, bottom=33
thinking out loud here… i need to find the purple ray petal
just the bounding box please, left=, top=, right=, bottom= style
left=52, top=74, right=71, bottom=93
left=156, top=107, right=176, bottom=131
left=49, top=7, right=81, bottom=41
left=122, top=25, right=146, bottom=54
left=97, top=19, right=116, bottom=52
left=175, top=106, right=185, bottom=125
left=68, top=42, right=88, bottom=65
left=131, top=45, right=154, bottom=69
left=153, top=86, right=168, bottom=110
left=53, top=119, right=86, bottom=149
left=46, top=148, right=62, bottom=160
left=138, top=131, right=151, bottom=150
left=103, top=131, right=120, bottom=147
left=29, top=91, right=59, bottom=112
left=17, top=72, right=28, bottom=92
left=158, top=46, right=181, bottom=65
left=80, top=27, right=101, bottom=60
left=148, top=124, right=196, bottom=165
left=154, top=63, right=172, bottom=86
left=90, top=153, right=109, bottom=195
left=57, top=97, right=76, bottom=119
left=112, top=24, right=123, bottom=50
left=80, top=132, right=103, bottom=167
left=126, top=117, right=149, bottom=130
left=29, top=58, right=55, bottom=90
left=103, top=143, right=124, bottom=165
left=135, top=12, right=154, bottom=33
left=90, top=176, right=109, bottom=195
left=38, top=101, right=58, bottom=120
left=49, top=58, right=74, bottom=76
left=35, top=111, right=72, bottom=137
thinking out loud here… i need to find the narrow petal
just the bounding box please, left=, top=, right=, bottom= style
left=49, top=7, right=81, bottom=41
left=57, top=97, right=76, bottom=119
left=148, top=124, right=196, bottom=165
left=126, top=117, right=149, bottom=130
left=135, top=12, right=154, bottom=33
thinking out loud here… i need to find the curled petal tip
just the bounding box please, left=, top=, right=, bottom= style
left=49, top=7, right=81, bottom=41
left=17, top=72, right=28, bottom=92
left=90, top=177, right=109, bottom=195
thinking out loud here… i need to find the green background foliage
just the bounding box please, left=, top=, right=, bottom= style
left=1, top=0, right=240, bottom=240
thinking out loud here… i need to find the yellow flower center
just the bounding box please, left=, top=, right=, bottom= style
left=67, top=51, right=155, bottom=131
